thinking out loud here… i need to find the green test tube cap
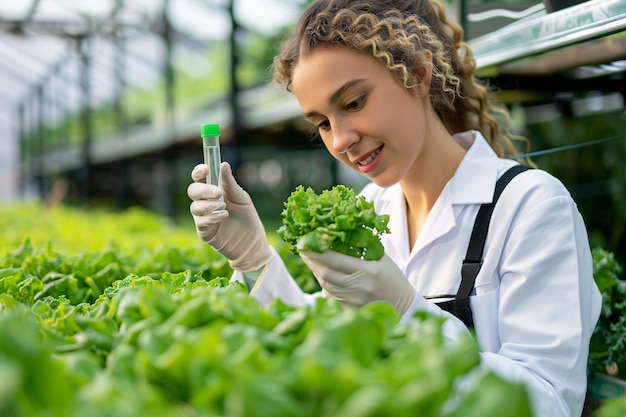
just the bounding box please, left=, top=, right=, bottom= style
left=201, top=124, right=220, bottom=137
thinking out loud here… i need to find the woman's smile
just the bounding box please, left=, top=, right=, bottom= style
left=355, top=146, right=383, bottom=173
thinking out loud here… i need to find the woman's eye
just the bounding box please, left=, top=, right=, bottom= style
left=317, top=120, right=331, bottom=131
left=346, top=97, right=365, bottom=111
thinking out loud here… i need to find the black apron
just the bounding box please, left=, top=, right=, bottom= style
left=436, top=164, right=530, bottom=329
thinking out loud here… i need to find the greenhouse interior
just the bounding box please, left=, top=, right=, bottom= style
left=1, top=0, right=626, bottom=416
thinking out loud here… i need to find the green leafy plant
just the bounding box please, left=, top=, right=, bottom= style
left=597, top=394, right=626, bottom=417
left=589, top=247, right=626, bottom=378
left=0, top=245, right=532, bottom=417
left=0, top=202, right=533, bottom=416
left=277, top=185, right=390, bottom=260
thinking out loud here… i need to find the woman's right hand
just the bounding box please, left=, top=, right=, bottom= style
left=187, top=162, right=272, bottom=272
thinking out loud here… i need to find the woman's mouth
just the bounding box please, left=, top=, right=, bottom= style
left=358, top=148, right=380, bottom=165
left=355, top=146, right=383, bottom=173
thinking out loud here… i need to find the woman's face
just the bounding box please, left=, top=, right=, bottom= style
left=291, top=46, right=431, bottom=188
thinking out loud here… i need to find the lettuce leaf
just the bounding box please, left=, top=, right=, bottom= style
left=277, top=185, right=390, bottom=260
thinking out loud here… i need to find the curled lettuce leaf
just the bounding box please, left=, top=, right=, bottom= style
left=277, top=185, right=390, bottom=260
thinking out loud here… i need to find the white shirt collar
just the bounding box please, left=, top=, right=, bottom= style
left=369, top=130, right=502, bottom=259
left=447, top=130, right=500, bottom=205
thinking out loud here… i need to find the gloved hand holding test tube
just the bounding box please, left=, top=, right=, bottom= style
left=188, top=123, right=273, bottom=273
left=201, top=124, right=222, bottom=188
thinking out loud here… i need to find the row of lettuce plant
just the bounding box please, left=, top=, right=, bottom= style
left=0, top=203, right=624, bottom=416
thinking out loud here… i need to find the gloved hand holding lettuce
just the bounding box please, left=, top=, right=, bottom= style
left=278, top=185, right=415, bottom=315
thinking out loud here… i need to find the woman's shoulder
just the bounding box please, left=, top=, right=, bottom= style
left=497, top=163, right=580, bottom=221
left=507, top=164, right=573, bottom=200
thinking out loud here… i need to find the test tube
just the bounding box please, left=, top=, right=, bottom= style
left=201, top=123, right=222, bottom=188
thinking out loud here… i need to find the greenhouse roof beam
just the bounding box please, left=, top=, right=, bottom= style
left=23, top=0, right=42, bottom=24
left=470, top=0, right=626, bottom=77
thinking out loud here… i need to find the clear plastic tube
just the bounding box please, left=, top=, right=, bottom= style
left=201, top=124, right=221, bottom=188
left=202, top=136, right=221, bottom=187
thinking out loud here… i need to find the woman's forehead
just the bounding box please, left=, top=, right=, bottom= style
left=294, top=49, right=376, bottom=88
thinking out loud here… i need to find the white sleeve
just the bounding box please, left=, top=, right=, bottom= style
left=479, top=189, right=601, bottom=417
left=230, top=246, right=323, bottom=307
left=400, top=295, right=471, bottom=343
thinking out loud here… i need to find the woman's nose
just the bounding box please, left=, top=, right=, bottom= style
left=331, top=119, right=359, bottom=154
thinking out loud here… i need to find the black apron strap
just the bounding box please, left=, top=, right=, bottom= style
left=438, top=164, right=531, bottom=329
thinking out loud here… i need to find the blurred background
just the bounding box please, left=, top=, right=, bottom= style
left=0, top=0, right=625, bottom=264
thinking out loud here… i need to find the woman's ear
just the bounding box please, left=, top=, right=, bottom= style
left=415, top=50, right=433, bottom=97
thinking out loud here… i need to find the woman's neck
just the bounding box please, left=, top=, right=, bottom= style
left=401, top=122, right=467, bottom=249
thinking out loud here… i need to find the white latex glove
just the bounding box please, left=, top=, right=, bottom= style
left=187, top=162, right=272, bottom=272
left=299, top=250, right=416, bottom=316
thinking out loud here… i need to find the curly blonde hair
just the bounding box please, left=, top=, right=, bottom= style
left=272, top=0, right=526, bottom=158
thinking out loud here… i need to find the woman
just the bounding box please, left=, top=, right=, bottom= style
left=187, top=1, right=601, bottom=415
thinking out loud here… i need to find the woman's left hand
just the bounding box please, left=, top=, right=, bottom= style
left=299, top=250, right=415, bottom=316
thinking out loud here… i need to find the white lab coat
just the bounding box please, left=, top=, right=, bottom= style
left=232, top=130, right=602, bottom=417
